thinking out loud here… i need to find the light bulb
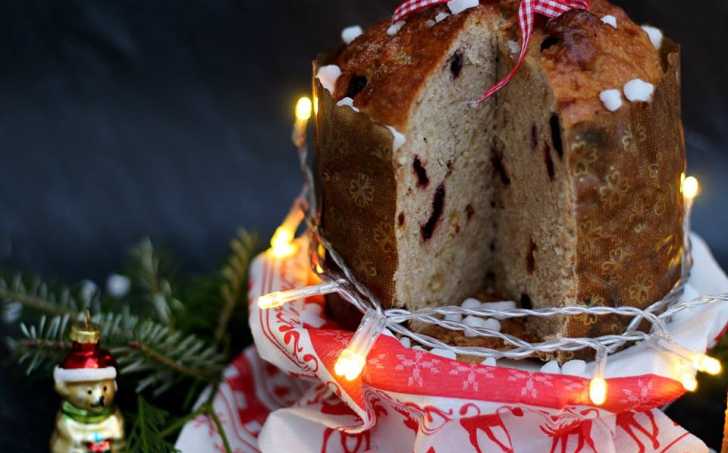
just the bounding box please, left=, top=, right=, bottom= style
left=681, top=372, right=698, bottom=392
left=295, top=97, right=313, bottom=122
left=334, top=349, right=366, bottom=381
left=333, top=310, right=387, bottom=382
left=682, top=176, right=699, bottom=200
left=270, top=226, right=296, bottom=258
left=257, top=291, right=289, bottom=310
left=589, top=377, right=608, bottom=405
left=694, top=354, right=722, bottom=376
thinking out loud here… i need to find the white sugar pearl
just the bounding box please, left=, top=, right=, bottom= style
left=461, top=298, right=481, bottom=309
left=463, top=316, right=500, bottom=337
left=107, top=274, right=130, bottom=298
left=623, top=79, right=655, bottom=103
left=387, top=20, right=405, bottom=36
left=599, top=89, right=623, bottom=112
left=316, top=65, right=341, bottom=95
left=540, top=360, right=561, bottom=374
left=561, top=359, right=588, bottom=377
left=482, top=357, right=497, bottom=366
left=641, top=25, right=663, bottom=50
left=336, top=97, right=359, bottom=112
left=399, top=337, right=411, bottom=348
left=447, top=0, right=479, bottom=15
left=444, top=313, right=463, bottom=322
left=435, top=12, right=450, bottom=23
left=601, top=15, right=617, bottom=29
left=479, top=301, right=516, bottom=311
left=430, top=348, right=457, bottom=360
left=341, top=26, right=363, bottom=45
left=385, top=126, right=406, bottom=151
left=412, top=346, right=426, bottom=351
left=80, top=280, right=98, bottom=302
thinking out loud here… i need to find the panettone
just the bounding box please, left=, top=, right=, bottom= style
left=313, top=0, right=685, bottom=343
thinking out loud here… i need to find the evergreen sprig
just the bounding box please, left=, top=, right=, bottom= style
left=1, top=231, right=259, bottom=452
left=125, top=396, right=179, bottom=453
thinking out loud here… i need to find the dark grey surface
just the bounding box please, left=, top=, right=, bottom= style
left=0, top=1, right=726, bottom=450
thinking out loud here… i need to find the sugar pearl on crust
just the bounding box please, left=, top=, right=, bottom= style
left=435, top=12, right=450, bottom=23
left=600, top=15, right=617, bottom=29
left=336, top=97, right=360, bottom=112
left=599, top=89, right=623, bottom=112
left=341, top=25, right=363, bottom=45
left=399, top=336, right=411, bottom=348
left=385, top=126, right=406, bottom=151
left=623, top=79, right=655, bottom=103
left=316, top=65, right=341, bottom=95
left=387, top=20, right=405, bottom=36
left=447, top=0, right=479, bottom=15
left=641, top=25, right=663, bottom=50
left=444, top=313, right=463, bottom=322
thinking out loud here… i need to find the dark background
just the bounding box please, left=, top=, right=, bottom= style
left=0, top=0, right=726, bottom=450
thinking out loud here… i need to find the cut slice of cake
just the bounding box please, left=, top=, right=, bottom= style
left=313, top=0, right=685, bottom=343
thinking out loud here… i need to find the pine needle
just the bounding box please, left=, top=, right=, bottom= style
left=215, top=230, right=257, bottom=344
left=125, top=396, right=179, bottom=453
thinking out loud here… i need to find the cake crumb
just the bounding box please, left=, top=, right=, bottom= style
left=600, top=15, right=617, bottom=29
left=316, top=65, right=341, bottom=95
left=623, top=79, right=655, bottom=103
left=341, top=25, right=363, bottom=45
left=641, top=25, right=663, bottom=50
left=599, top=89, right=623, bottom=111
left=387, top=20, right=405, bottom=36
left=336, top=97, right=360, bottom=112
left=447, top=0, right=479, bottom=15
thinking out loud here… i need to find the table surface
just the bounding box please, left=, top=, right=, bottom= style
left=1, top=1, right=727, bottom=450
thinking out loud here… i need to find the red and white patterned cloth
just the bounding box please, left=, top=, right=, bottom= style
left=176, top=234, right=728, bottom=452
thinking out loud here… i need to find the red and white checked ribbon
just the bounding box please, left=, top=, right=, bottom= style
left=393, top=0, right=590, bottom=105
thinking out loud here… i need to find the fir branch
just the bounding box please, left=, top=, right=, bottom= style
left=215, top=230, right=257, bottom=344
left=129, top=239, right=182, bottom=325
left=9, top=311, right=226, bottom=395
left=125, top=396, right=179, bottom=453
left=0, top=276, right=81, bottom=316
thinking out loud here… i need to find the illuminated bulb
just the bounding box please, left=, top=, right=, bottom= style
left=694, top=354, right=722, bottom=376
left=681, top=372, right=698, bottom=392
left=334, top=349, right=366, bottom=381
left=269, top=204, right=305, bottom=258
left=682, top=176, right=699, bottom=200
left=270, top=226, right=296, bottom=258
left=295, top=96, right=313, bottom=122
left=589, top=377, right=608, bottom=405
left=257, top=281, right=342, bottom=310
left=334, top=310, right=387, bottom=381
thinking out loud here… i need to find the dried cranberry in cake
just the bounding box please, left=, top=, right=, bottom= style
left=413, top=156, right=430, bottom=188
left=345, top=75, right=368, bottom=98
left=527, top=239, right=537, bottom=274
left=520, top=294, right=533, bottom=310
left=531, top=125, right=539, bottom=150
left=543, top=144, right=555, bottom=181
left=449, top=51, right=463, bottom=79
left=490, top=143, right=511, bottom=186
left=398, top=212, right=405, bottom=227
left=465, top=204, right=474, bottom=221
left=549, top=114, right=563, bottom=159
left=421, top=183, right=446, bottom=241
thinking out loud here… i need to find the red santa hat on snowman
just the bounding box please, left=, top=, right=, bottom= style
left=53, top=319, right=117, bottom=383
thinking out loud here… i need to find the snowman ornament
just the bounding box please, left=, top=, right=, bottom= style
left=51, top=320, right=124, bottom=453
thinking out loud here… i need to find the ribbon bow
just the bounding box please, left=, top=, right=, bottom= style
left=393, top=0, right=590, bottom=105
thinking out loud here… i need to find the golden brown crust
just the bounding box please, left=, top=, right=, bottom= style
left=331, top=6, right=497, bottom=129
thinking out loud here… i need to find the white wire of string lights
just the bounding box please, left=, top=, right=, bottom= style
left=257, top=97, right=723, bottom=406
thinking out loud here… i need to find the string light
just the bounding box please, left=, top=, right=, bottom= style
left=269, top=204, right=305, bottom=259
left=589, top=349, right=608, bottom=405
left=681, top=371, right=698, bottom=392
left=334, top=311, right=387, bottom=381
left=257, top=281, right=342, bottom=309
left=681, top=175, right=700, bottom=201
left=293, top=96, right=313, bottom=148
left=695, top=354, right=722, bottom=376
